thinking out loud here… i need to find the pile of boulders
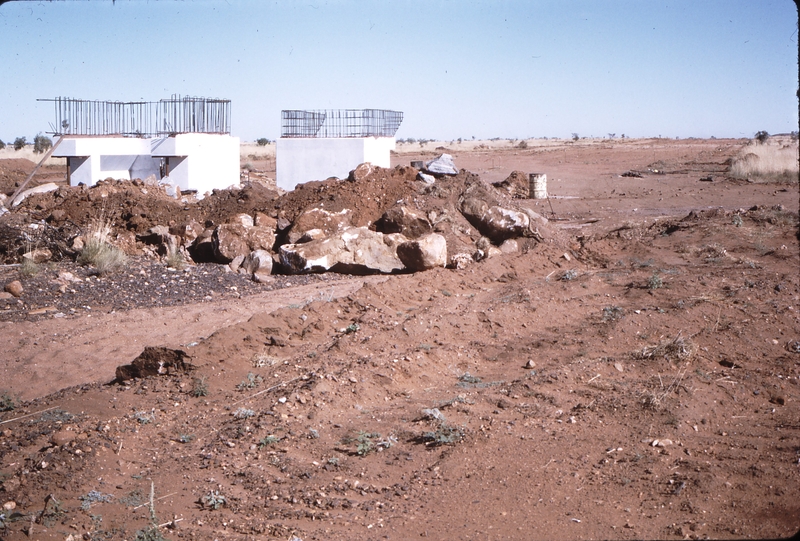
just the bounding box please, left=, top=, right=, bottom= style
left=132, top=158, right=549, bottom=279
left=2, top=155, right=554, bottom=280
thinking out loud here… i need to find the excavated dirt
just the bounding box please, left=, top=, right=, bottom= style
left=0, top=138, right=799, bottom=541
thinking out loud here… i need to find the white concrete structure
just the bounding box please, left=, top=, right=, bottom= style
left=276, top=136, right=396, bottom=191
left=53, top=133, right=240, bottom=195
left=151, top=133, right=240, bottom=195
left=54, top=136, right=159, bottom=187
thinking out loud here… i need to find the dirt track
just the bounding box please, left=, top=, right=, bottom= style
left=0, top=138, right=798, bottom=540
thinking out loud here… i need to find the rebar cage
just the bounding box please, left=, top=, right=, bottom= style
left=281, top=109, right=403, bottom=138
left=39, top=96, right=231, bottom=137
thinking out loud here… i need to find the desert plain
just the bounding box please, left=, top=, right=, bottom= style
left=0, top=136, right=798, bottom=540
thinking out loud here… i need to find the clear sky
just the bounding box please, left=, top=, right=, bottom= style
left=1, top=0, right=797, bottom=142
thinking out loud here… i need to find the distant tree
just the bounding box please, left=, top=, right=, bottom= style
left=608, top=133, right=616, bottom=139
left=13, top=136, right=26, bottom=150
left=0, top=140, right=5, bottom=150
left=754, top=130, right=769, bottom=144
left=33, top=134, right=52, bottom=154
left=791, top=131, right=799, bottom=142
left=571, top=133, right=579, bottom=141
left=256, top=138, right=270, bottom=146
left=621, top=134, right=626, bottom=139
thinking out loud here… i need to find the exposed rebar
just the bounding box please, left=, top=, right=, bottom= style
left=281, top=109, right=403, bottom=138
left=39, top=96, right=231, bottom=137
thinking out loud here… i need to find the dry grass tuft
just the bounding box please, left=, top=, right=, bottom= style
left=636, top=333, right=696, bottom=363
left=19, top=257, right=40, bottom=277
left=77, top=220, right=128, bottom=274
left=641, top=368, right=688, bottom=410
left=164, top=247, right=187, bottom=270
left=729, top=142, right=799, bottom=183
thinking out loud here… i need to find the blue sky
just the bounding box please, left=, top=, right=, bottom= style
left=1, top=0, right=797, bottom=142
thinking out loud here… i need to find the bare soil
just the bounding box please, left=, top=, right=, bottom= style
left=0, top=138, right=799, bottom=541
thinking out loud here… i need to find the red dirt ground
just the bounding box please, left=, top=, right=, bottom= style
left=0, top=137, right=798, bottom=541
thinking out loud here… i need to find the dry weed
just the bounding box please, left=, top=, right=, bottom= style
left=77, top=219, right=128, bottom=274
left=252, top=352, right=279, bottom=368
left=699, top=243, right=729, bottom=260
left=641, top=368, right=688, bottom=410
left=636, top=333, right=696, bottom=363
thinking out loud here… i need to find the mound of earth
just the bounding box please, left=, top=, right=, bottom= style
left=1, top=163, right=557, bottom=279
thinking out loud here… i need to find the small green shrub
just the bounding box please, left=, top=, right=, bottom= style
left=754, top=130, right=770, bottom=144
left=233, top=407, right=255, bottom=419
left=343, top=323, right=359, bottom=334
left=602, top=306, right=624, bottom=322
left=423, top=424, right=464, bottom=446
left=560, top=269, right=578, bottom=281
left=134, top=525, right=168, bottom=541
left=39, top=495, right=65, bottom=526
left=258, top=435, right=280, bottom=448
left=119, top=489, right=145, bottom=507
left=256, top=138, right=270, bottom=146
left=0, top=392, right=16, bottom=412
left=13, top=136, right=26, bottom=150
left=201, top=490, right=227, bottom=510
left=351, top=431, right=396, bottom=456
left=356, top=431, right=380, bottom=455
left=79, top=490, right=114, bottom=510
left=648, top=271, right=663, bottom=290
left=191, top=377, right=208, bottom=397
left=236, top=372, right=263, bottom=391
left=133, top=411, right=155, bottom=424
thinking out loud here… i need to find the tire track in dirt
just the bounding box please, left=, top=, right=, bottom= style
left=1, top=276, right=386, bottom=401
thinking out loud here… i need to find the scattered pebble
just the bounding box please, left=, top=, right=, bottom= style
left=4, top=280, right=23, bottom=298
